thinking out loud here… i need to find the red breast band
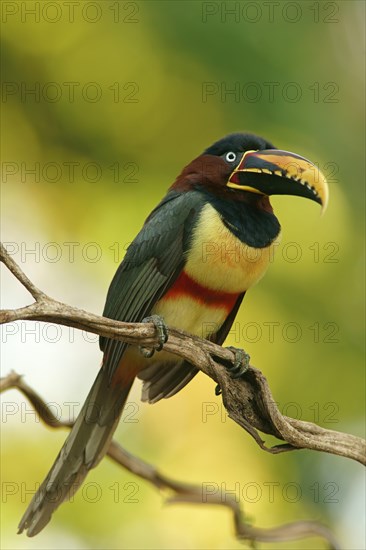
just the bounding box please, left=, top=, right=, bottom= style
left=162, top=270, right=239, bottom=311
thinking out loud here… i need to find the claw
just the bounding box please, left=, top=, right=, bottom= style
left=225, top=346, right=250, bottom=379
left=139, top=315, right=168, bottom=358
left=139, top=347, right=155, bottom=359
left=212, top=347, right=250, bottom=395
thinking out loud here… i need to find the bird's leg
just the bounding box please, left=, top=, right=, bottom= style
left=139, top=315, right=169, bottom=358
left=214, top=346, right=250, bottom=395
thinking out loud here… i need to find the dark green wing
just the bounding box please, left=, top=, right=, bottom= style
left=100, top=190, right=205, bottom=379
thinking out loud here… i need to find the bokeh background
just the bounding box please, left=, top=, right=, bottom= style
left=1, top=1, right=365, bottom=549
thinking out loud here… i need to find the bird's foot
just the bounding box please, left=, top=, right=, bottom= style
left=139, top=315, right=169, bottom=358
left=225, top=346, right=250, bottom=378
left=215, top=346, right=250, bottom=395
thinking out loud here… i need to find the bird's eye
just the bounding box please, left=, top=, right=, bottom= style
left=225, top=152, right=237, bottom=163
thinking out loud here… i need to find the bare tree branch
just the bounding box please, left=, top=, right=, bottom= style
left=1, top=241, right=365, bottom=548
left=1, top=371, right=341, bottom=550
left=0, top=242, right=46, bottom=302
left=1, top=242, right=365, bottom=465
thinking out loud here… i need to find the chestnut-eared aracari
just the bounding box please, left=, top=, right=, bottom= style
left=19, top=133, right=328, bottom=536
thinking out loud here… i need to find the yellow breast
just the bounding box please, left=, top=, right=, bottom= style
left=184, top=203, right=280, bottom=293
left=153, top=294, right=228, bottom=339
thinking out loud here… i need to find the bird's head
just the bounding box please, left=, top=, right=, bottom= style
left=172, top=133, right=329, bottom=213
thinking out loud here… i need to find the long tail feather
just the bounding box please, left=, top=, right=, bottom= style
left=18, top=368, right=133, bottom=537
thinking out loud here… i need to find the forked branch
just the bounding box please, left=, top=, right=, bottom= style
left=1, top=242, right=364, bottom=465
left=1, top=241, right=364, bottom=548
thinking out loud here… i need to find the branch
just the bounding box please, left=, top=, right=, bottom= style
left=1, top=371, right=341, bottom=549
left=1, top=242, right=365, bottom=465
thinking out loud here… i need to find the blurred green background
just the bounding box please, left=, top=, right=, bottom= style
left=1, top=1, right=365, bottom=549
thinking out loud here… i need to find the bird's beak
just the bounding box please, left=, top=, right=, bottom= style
left=227, top=149, right=329, bottom=213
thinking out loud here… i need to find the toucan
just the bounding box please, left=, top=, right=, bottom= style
left=18, top=133, right=328, bottom=536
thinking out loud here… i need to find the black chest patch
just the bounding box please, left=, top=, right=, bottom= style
left=205, top=193, right=281, bottom=248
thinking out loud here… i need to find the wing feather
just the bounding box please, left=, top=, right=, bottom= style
left=100, top=191, right=205, bottom=379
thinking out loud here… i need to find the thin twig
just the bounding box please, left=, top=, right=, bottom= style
left=0, top=242, right=46, bottom=301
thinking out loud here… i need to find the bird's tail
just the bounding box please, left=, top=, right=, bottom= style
left=18, top=366, right=134, bottom=537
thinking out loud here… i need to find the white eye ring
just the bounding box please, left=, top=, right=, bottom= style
left=225, top=152, right=237, bottom=163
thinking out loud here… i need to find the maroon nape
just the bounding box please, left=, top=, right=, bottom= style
left=170, top=154, right=231, bottom=192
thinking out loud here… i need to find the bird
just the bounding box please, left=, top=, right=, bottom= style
left=18, top=132, right=328, bottom=536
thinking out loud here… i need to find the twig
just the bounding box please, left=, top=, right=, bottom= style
left=0, top=242, right=46, bottom=301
